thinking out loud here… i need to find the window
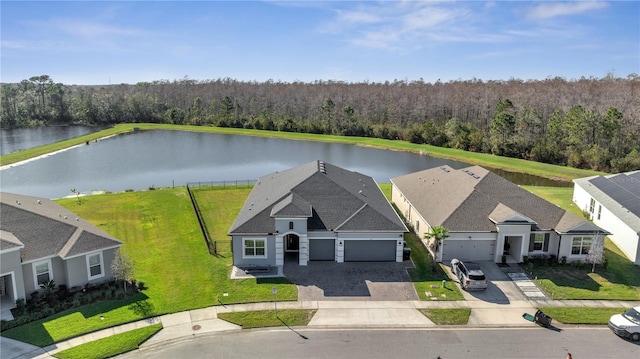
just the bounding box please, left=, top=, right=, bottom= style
left=533, top=234, right=544, bottom=251
left=86, top=253, right=104, bottom=280
left=597, top=205, right=602, bottom=220
left=589, top=198, right=595, bottom=214
left=243, top=238, right=266, bottom=258
left=33, top=260, right=52, bottom=286
left=571, top=236, right=592, bottom=255
left=289, top=221, right=294, bottom=230
left=415, top=221, right=420, bottom=233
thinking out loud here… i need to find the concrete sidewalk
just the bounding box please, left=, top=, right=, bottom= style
left=6, top=298, right=637, bottom=359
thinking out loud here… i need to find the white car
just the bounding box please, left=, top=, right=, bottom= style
left=608, top=306, right=640, bottom=342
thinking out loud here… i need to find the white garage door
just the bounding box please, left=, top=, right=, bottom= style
left=442, top=240, right=495, bottom=262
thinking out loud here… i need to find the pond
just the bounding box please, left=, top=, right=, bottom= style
left=0, top=125, right=109, bottom=155
left=0, top=129, right=569, bottom=199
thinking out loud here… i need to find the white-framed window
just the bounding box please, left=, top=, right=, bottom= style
left=33, top=259, right=52, bottom=286
left=415, top=221, right=420, bottom=233
left=86, top=252, right=105, bottom=280
left=589, top=198, right=595, bottom=214
left=533, top=234, right=544, bottom=251
left=597, top=205, right=602, bottom=220
left=571, top=236, right=592, bottom=255
left=243, top=238, right=267, bottom=258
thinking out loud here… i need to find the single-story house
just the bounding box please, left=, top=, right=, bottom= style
left=390, top=165, right=609, bottom=263
left=1, top=192, right=123, bottom=317
left=573, top=170, right=640, bottom=265
left=228, top=160, right=408, bottom=268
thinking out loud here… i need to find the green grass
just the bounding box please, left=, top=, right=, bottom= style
left=1, top=293, right=147, bottom=347
left=537, top=307, right=628, bottom=325
left=419, top=308, right=471, bottom=325
left=217, top=309, right=316, bottom=329
left=53, top=324, right=162, bottom=359
left=0, top=123, right=603, bottom=181
left=404, top=231, right=464, bottom=301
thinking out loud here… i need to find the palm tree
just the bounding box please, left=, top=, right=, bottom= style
left=424, top=226, right=449, bottom=271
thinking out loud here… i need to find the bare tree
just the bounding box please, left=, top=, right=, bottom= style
left=111, top=250, right=134, bottom=292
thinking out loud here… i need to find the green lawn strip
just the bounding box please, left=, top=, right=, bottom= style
left=0, top=123, right=602, bottom=182
left=1, top=293, right=146, bottom=347
left=537, top=307, right=626, bottom=325
left=419, top=308, right=471, bottom=325
left=403, top=231, right=464, bottom=301
left=217, top=309, right=316, bottom=329
left=53, top=324, right=162, bottom=359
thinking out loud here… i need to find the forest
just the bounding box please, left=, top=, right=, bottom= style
left=1, top=74, right=639, bottom=173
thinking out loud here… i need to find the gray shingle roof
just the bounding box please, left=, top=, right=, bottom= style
left=392, top=165, right=602, bottom=233
left=229, top=160, right=407, bottom=234
left=0, top=192, right=123, bottom=262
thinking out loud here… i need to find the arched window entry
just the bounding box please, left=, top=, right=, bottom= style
left=289, top=221, right=294, bottom=230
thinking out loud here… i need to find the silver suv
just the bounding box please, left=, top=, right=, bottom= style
left=451, top=258, right=488, bottom=290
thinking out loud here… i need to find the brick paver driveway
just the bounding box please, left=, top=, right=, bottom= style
left=283, top=259, right=418, bottom=301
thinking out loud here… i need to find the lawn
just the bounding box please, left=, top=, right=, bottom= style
left=537, top=307, right=628, bottom=325
left=217, top=309, right=316, bottom=329
left=521, top=186, right=640, bottom=300
left=2, top=187, right=297, bottom=346
left=53, top=324, right=162, bottom=359
left=419, top=308, right=471, bottom=325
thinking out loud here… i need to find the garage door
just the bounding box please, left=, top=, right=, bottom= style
left=309, top=239, right=335, bottom=261
left=442, top=240, right=495, bottom=262
left=344, top=240, right=396, bottom=262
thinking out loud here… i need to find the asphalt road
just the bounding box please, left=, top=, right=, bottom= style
left=121, top=327, right=640, bottom=359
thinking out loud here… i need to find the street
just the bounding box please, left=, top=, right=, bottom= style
left=121, top=327, right=640, bottom=359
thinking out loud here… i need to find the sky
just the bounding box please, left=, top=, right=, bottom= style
left=1, top=0, right=638, bottom=85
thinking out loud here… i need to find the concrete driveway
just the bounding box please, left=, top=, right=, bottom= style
left=444, top=260, right=527, bottom=304
left=283, top=260, right=418, bottom=301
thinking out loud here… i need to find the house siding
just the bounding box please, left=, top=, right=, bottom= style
left=232, top=235, right=276, bottom=267
left=574, top=181, right=640, bottom=264
left=1, top=250, right=26, bottom=302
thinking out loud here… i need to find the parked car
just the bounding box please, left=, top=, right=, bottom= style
left=450, top=258, right=488, bottom=290
left=608, top=306, right=640, bottom=342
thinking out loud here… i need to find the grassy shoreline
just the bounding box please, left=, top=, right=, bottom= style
left=0, top=123, right=603, bottom=181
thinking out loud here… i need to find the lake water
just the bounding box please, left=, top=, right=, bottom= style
left=0, top=125, right=109, bottom=155
left=0, top=129, right=569, bottom=199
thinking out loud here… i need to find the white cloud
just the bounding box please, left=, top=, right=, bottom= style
left=527, top=1, right=609, bottom=20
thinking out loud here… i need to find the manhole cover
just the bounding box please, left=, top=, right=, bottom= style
left=192, top=325, right=201, bottom=331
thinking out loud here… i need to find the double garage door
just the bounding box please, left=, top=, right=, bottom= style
left=442, top=240, right=495, bottom=262
left=308, top=239, right=396, bottom=262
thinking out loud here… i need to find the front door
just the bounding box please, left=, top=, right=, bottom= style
left=285, top=234, right=299, bottom=252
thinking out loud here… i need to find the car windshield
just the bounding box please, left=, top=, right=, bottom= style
left=622, top=309, right=640, bottom=325
left=469, top=274, right=486, bottom=281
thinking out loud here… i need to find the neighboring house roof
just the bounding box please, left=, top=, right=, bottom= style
left=229, top=160, right=407, bottom=234
left=0, top=192, right=123, bottom=263
left=574, top=170, right=640, bottom=233
left=1, top=230, right=24, bottom=253
left=391, top=165, right=606, bottom=234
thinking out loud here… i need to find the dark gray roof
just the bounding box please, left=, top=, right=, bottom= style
left=0, top=192, right=123, bottom=262
left=0, top=230, right=24, bottom=252
left=392, top=165, right=604, bottom=234
left=573, top=170, right=640, bottom=233
left=229, top=160, right=407, bottom=234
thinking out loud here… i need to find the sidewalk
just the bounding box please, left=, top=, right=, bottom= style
left=5, top=299, right=638, bottom=359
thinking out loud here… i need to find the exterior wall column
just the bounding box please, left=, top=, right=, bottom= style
left=336, top=238, right=344, bottom=263
left=298, top=234, right=308, bottom=266
left=275, top=234, right=284, bottom=266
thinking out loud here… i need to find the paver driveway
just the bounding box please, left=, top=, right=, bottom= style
left=283, top=259, right=418, bottom=301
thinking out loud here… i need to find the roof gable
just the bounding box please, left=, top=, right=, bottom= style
left=393, top=165, right=597, bottom=233
left=229, top=160, right=407, bottom=234
left=0, top=192, right=123, bottom=262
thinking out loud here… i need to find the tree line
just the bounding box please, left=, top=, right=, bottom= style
left=1, top=74, right=639, bottom=172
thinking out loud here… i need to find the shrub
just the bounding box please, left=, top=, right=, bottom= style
left=137, top=281, right=146, bottom=291
left=15, top=298, right=26, bottom=315
left=561, top=256, right=567, bottom=265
